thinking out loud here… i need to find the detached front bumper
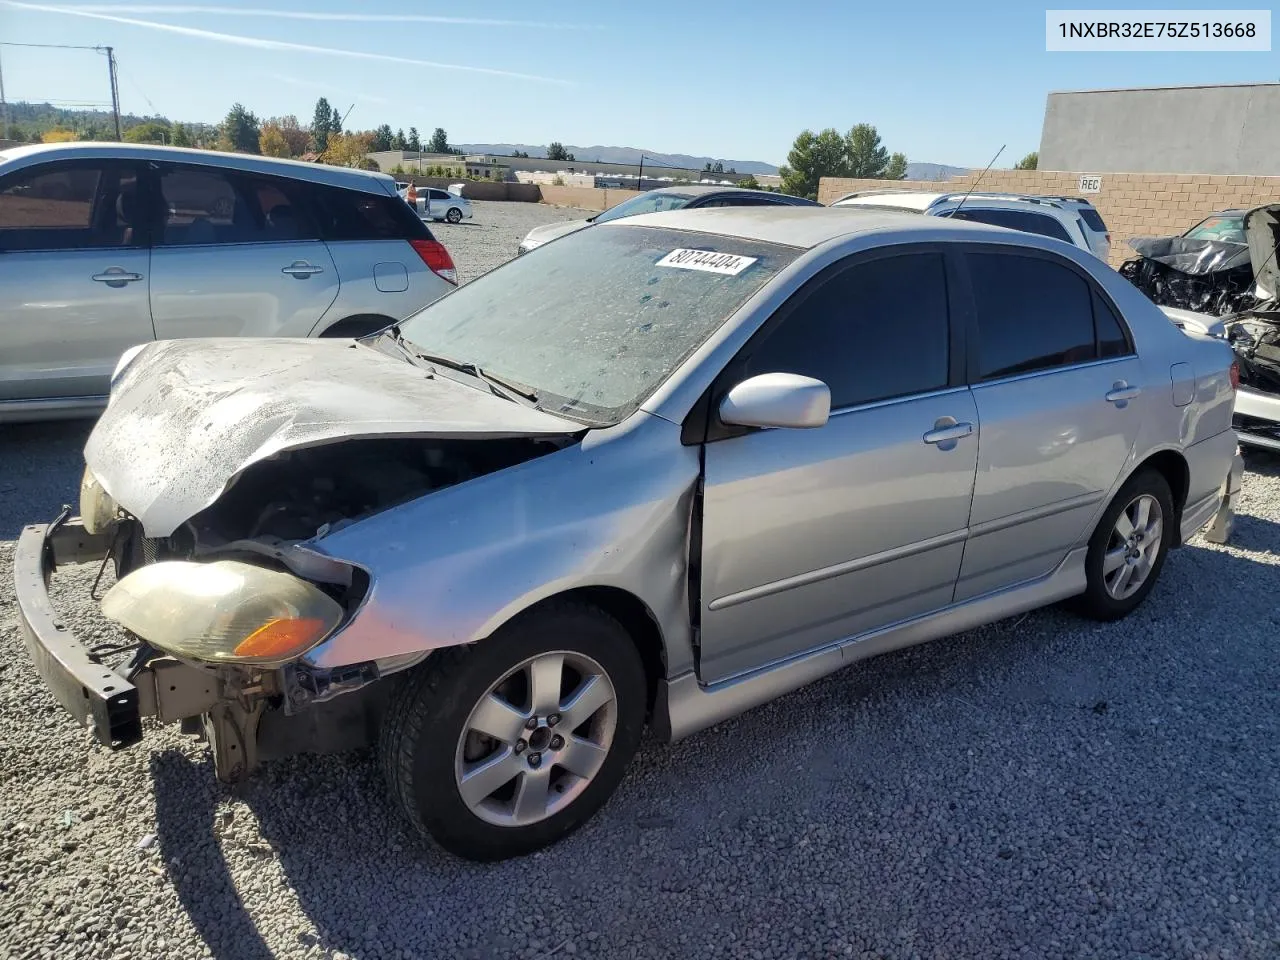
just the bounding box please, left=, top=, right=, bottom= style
left=1202, top=444, right=1245, bottom=545
left=14, top=517, right=142, bottom=748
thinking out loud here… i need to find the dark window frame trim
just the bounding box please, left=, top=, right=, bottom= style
left=955, top=243, right=1136, bottom=386
left=682, top=242, right=968, bottom=446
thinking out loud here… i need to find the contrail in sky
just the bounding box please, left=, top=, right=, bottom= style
left=61, top=4, right=603, bottom=30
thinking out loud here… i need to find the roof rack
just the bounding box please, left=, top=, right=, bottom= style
left=929, top=191, right=1100, bottom=209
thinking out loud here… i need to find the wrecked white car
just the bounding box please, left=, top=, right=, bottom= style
left=1154, top=204, right=1280, bottom=451
left=16, top=208, right=1243, bottom=862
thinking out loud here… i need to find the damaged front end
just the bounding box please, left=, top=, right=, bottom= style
left=1149, top=205, right=1280, bottom=451
left=17, top=335, right=586, bottom=782
left=1119, top=236, right=1257, bottom=316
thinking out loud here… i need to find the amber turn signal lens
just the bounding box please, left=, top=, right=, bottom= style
left=234, top=617, right=328, bottom=660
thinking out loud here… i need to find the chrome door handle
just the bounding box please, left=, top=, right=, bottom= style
left=1105, top=382, right=1141, bottom=404
left=922, top=420, right=973, bottom=445
left=282, top=261, right=324, bottom=278
left=91, top=268, right=144, bottom=285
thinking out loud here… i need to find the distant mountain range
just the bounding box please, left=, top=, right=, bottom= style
left=457, top=144, right=971, bottom=181
left=455, top=144, right=780, bottom=175
left=904, top=162, right=971, bottom=181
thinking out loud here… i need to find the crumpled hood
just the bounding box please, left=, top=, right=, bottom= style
left=1243, top=203, right=1280, bottom=300
left=1125, top=236, right=1252, bottom=276
left=87, top=337, right=582, bottom=537
left=522, top=218, right=591, bottom=248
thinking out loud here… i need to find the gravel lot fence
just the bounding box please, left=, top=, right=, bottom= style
left=2, top=201, right=1278, bottom=960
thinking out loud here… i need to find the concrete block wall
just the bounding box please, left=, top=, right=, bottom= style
left=819, top=171, right=1280, bottom=267
left=537, top=184, right=639, bottom=212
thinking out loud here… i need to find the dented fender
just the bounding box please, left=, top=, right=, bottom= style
left=299, top=412, right=702, bottom=677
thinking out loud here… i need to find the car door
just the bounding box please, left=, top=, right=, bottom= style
left=147, top=163, right=339, bottom=339
left=425, top=189, right=445, bottom=219
left=954, top=246, right=1145, bottom=601
left=695, top=248, right=978, bottom=683
left=0, top=158, right=153, bottom=404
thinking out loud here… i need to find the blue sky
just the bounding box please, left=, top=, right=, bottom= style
left=1, top=1, right=1276, bottom=167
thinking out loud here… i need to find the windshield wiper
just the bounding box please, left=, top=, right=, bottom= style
left=383, top=327, right=539, bottom=404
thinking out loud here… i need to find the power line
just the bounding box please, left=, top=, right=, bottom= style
left=0, top=41, right=121, bottom=140
left=0, top=41, right=108, bottom=51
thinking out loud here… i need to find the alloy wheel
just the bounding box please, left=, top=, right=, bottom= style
left=1103, top=493, right=1164, bottom=600
left=453, top=651, right=617, bottom=827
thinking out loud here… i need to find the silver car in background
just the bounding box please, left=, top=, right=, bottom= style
left=0, top=142, right=458, bottom=422
left=16, top=207, right=1242, bottom=863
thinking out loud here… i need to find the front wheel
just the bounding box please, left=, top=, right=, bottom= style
left=445, top=207, right=463, bottom=224
left=379, top=601, right=646, bottom=861
left=1071, top=469, right=1174, bottom=621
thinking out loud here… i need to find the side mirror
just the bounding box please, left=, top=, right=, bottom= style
left=718, top=373, right=830, bottom=430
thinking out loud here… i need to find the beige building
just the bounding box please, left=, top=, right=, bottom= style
left=365, top=150, right=510, bottom=180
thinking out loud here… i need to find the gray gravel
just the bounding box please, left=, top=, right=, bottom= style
left=430, top=199, right=593, bottom=283
left=2, top=202, right=1280, bottom=960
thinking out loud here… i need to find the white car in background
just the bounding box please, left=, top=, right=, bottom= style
left=399, top=183, right=473, bottom=224
left=831, top=191, right=1112, bottom=262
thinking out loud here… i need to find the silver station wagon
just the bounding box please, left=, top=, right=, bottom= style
left=0, top=142, right=458, bottom=422
left=16, top=207, right=1243, bottom=862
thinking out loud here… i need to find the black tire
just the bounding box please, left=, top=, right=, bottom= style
left=378, top=600, right=646, bottom=862
left=445, top=207, right=463, bottom=224
left=1071, top=468, right=1175, bottom=622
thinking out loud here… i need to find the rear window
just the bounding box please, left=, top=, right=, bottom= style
left=397, top=224, right=798, bottom=424
left=310, top=185, right=429, bottom=242
left=1077, top=207, right=1107, bottom=232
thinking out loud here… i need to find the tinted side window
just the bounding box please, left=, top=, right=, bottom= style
left=310, top=185, right=428, bottom=241
left=742, top=253, right=950, bottom=408
left=968, top=252, right=1095, bottom=380
left=1093, top=290, right=1132, bottom=358
left=156, top=167, right=314, bottom=245
left=956, top=208, right=1072, bottom=243
left=0, top=162, right=139, bottom=251
left=1078, top=207, right=1107, bottom=232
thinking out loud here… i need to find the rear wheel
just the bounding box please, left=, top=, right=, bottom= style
left=1072, top=469, right=1174, bottom=621
left=379, top=601, right=646, bottom=862
left=446, top=207, right=463, bottom=224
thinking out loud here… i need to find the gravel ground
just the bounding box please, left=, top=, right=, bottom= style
left=2, top=202, right=1279, bottom=960
left=428, top=199, right=593, bottom=284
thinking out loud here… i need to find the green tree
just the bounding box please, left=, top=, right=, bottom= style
left=218, top=103, right=260, bottom=153
left=779, top=128, right=849, bottom=200
left=311, top=97, right=334, bottom=151
left=512, top=149, right=529, bottom=158
left=330, top=107, right=343, bottom=137
left=271, top=115, right=310, bottom=156
left=883, top=152, right=908, bottom=180
left=736, top=175, right=761, bottom=189
left=427, top=127, right=450, bottom=153
left=1015, top=151, right=1038, bottom=170
left=371, top=124, right=394, bottom=152
left=546, top=141, right=574, bottom=162
left=845, top=123, right=891, bottom=178
left=171, top=123, right=193, bottom=147
left=407, top=127, right=421, bottom=151
left=123, top=120, right=171, bottom=144
left=392, top=128, right=407, bottom=151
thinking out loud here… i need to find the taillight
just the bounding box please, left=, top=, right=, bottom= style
left=409, top=238, right=457, bottom=285
left=1229, top=359, right=1240, bottom=391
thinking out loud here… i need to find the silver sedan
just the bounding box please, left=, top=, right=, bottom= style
left=16, top=207, right=1244, bottom=862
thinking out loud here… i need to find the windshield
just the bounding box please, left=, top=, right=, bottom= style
left=396, top=224, right=798, bottom=425
left=592, top=190, right=694, bottom=224
left=1184, top=214, right=1246, bottom=243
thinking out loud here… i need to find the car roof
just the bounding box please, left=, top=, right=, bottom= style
left=652, top=184, right=815, bottom=204
left=0, top=141, right=397, bottom=195
left=833, top=190, right=1097, bottom=215
left=832, top=191, right=944, bottom=210
left=614, top=205, right=1042, bottom=250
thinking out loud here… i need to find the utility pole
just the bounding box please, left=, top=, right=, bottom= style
left=0, top=46, right=8, bottom=141
left=105, top=46, right=122, bottom=140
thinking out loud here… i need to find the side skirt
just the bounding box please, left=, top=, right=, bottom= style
left=653, top=546, right=1088, bottom=742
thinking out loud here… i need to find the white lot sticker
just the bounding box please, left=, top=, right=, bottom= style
left=656, top=248, right=758, bottom=276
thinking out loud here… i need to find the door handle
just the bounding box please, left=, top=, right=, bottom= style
left=1105, top=381, right=1141, bottom=404
left=282, top=261, right=324, bottom=278
left=922, top=419, right=974, bottom=445
left=91, top=268, right=144, bottom=286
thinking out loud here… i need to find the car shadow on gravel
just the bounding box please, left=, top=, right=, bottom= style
left=0, top=420, right=94, bottom=540
left=143, top=538, right=1280, bottom=960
